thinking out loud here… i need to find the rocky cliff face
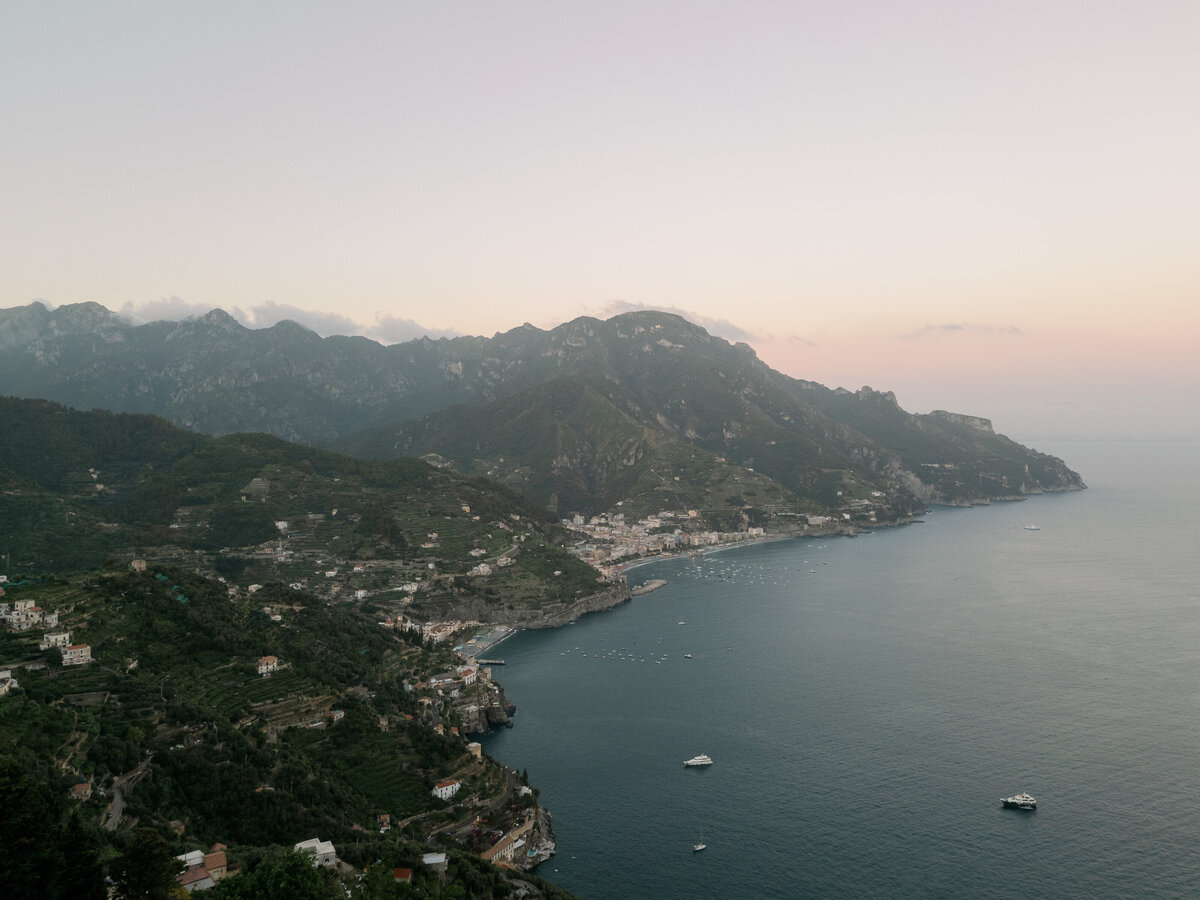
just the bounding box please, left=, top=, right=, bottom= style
left=434, top=583, right=633, bottom=630
left=928, top=410, right=995, bottom=433
left=458, top=682, right=516, bottom=734
left=518, top=582, right=633, bottom=629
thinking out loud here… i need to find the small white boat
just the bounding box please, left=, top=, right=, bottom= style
left=1024, top=524, right=1041, bottom=531
left=684, top=754, right=714, bottom=767
left=1001, top=791, right=1037, bottom=810
left=693, top=832, right=706, bottom=852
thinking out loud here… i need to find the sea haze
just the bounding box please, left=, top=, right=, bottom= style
left=482, top=440, right=1200, bottom=899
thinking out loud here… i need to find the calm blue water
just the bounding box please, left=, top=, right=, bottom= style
left=482, top=440, right=1200, bottom=899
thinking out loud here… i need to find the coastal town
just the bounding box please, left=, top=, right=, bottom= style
left=560, top=507, right=852, bottom=575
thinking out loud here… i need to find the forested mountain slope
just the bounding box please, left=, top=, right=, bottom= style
left=0, top=303, right=1084, bottom=523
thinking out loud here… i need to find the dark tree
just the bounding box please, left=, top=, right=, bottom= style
left=110, top=828, right=182, bottom=900
left=0, top=761, right=105, bottom=900
left=209, top=850, right=326, bottom=899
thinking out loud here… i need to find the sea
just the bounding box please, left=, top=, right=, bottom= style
left=481, top=439, right=1200, bottom=899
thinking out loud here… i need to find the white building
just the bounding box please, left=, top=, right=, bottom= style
left=432, top=779, right=461, bottom=801
left=39, top=631, right=71, bottom=651
left=3, top=599, right=44, bottom=631
left=294, top=837, right=337, bottom=868
left=176, top=850, right=205, bottom=869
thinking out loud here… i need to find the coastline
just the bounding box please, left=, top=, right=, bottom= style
left=466, top=447, right=1175, bottom=899
left=468, top=499, right=1049, bottom=885
left=456, top=516, right=907, bottom=874
left=613, top=526, right=856, bottom=576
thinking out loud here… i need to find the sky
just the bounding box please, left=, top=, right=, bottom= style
left=2, top=2, right=1197, bottom=442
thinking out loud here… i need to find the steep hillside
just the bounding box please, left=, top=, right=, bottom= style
left=789, top=385, right=1085, bottom=504
left=0, top=398, right=605, bottom=621
left=0, top=303, right=1084, bottom=523
left=0, top=567, right=575, bottom=899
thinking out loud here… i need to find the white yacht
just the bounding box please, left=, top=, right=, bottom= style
left=1001, top=791, right=1037, bottom=810
left=684, top=754, right=714, bottom=767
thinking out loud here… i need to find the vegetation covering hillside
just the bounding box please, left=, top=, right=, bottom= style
left=0, top=567, right=577, bottom=899
left=788, top=386, right=1084, bottom=505
left=0, top=397, right=604, bottom=621
left=0, top=303, right=1085, bottom=529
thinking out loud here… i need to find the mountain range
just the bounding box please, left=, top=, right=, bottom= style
left=0, top=301, right=1084, bottom=529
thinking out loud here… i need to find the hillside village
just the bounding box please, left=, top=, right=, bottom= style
left=0, top=565, right=565, bottom=898
left=193, top=498, right=870, bottom=629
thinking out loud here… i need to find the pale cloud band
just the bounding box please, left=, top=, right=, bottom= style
left=97, top=295, right=1021, bottom=357
left=115, top=297, right=462, bottom=344
left=97, top=295, right=774, bottom=347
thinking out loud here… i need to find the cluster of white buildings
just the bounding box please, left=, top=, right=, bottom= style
left=396, top=619, right=481, bottom=643
left=0, top=597, right=59, bottom=632
left=564, top=510, right=769, bottom=569
left=0, top=595, right=92, bottom=679
left=467, top=555, right=513, bottom=577
left=423, top=662, right=487, bottom=700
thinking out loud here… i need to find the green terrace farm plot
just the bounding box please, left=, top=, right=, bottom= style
left=338, top=745, right=437, bottom=815
left=51, top=665, right=116, bottom=697
left=192, top=668, right=321, bottom=722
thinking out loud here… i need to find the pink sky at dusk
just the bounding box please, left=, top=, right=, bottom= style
left=2, top=2, right=1196, bottom=440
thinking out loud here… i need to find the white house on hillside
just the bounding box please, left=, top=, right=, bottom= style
left=294, top=837, right=337, bottom=868
left=40, top=631, right=71, bottom=651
